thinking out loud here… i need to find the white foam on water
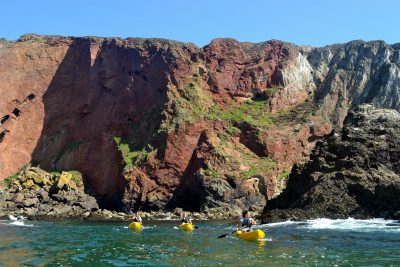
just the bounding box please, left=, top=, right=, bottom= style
left=124, top=224, right=156, bottom=230
left=9, top=215, right=18, bottom=221
left=301, top=218, right=400, bottom=232
left=258, top=220, right=303, bottom=228
left=256, top=218, right=400, bottom=233
left=9, top=221, right=33, bottom=227
left=259, top=237, right=273, bottom=242
left=2, top=214, right=34, bottom=227
left=142, top=225, right=156, bottom=229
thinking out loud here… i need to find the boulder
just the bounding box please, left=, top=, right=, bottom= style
left=50, top=172, right=77, bottom=193
left=7, top=185, right=19, bottom=193
left=24, top=179, right=35, bottom=189
left=21, top=198, right=39, bottom=207
left=0, top=191, right=11, bottom=202
left=37, top=203, right=53, bottom=213
left=9, top=179, right=20, bottom=189
left=50, top=194, right=64, bottom=203
left=77, top=195, right=99, bottom=211
left=82, top=211, right=91, bottom=218
left=23, top=207, right=38, bottom=216
left=64, top=193, right=78, bottom=204
left=24, top=190, right=37, bottom=199
left=53, top=204, right=72, bottom=215
left=101, top=209, right=113, bottom=218
left=173, top=207, right=183, bottom=216
left=37, top=189, right=49, bottom=201
left=12, top=192, right=24, bottom=203
left=27, top=171, right=44, bottom=185
left=5, top=202, right=17, bottom=211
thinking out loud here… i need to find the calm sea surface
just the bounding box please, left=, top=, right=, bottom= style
left=1, top=217, right=400, bottom=266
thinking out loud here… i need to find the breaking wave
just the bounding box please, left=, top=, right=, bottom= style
left=0, top=215, right=34, bottom=227
left=259, top=218, right=400, bottom=232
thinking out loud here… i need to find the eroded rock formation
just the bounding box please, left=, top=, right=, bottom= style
left=263, top=104, right=400, bottom=221
left=1, top=34, right=399, bottom=215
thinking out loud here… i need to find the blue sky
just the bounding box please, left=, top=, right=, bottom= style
left=1, top=0, right=399, bottom=47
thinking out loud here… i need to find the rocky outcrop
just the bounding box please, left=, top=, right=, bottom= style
left=0, top=166, right=99, bottom=219
left=0, top=166, right=249, bottom=220
left=263, top=104, right=400, bottom=221
left=1, top=34, right=400, bottom=215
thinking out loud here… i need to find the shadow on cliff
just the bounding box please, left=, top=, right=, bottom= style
left=30, top=39, right=126, bottom=208
left=31, top=38, right=91, bottom=171
left=30, top=38, right=173, bottom=211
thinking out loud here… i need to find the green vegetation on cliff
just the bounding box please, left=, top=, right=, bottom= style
left=202, top=168, right=220, bottom=178
left=171, top=82, right=275, bottom=128
left=165, top=77, right=213, bottom=129
left=2, top=174, right=18, bottom=188
left=170, top=81, right=316, bottom=133
left=2, top=165, right=85, bottom=191
left=209, top=100, right=274, bottom=128
left=113, top=137, right=155, bottom=172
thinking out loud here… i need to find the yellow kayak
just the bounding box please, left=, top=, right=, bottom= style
left=235, top=229, right=265, bottom=241
left=179, top=223, right=194, bottom=231
left=128, top=221, right=143, bottom=230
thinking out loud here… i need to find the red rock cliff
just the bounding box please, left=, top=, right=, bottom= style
left=1, top=35, right=398, bottom=213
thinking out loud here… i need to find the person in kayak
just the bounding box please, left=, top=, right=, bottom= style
left=238, top=210, right=256, bottom=231
left=132, top=212, right=142, bottom=224
left=180, top=212, right=192, bottom=224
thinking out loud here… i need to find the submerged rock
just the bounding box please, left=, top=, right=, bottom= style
left=263, top=104, right=400, bottom=222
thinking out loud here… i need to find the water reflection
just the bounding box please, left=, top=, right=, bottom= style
left=255, top=240, right=267, bottom=255
left=0, top=224, right=39, bottom=266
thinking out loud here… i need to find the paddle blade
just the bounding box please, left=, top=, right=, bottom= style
left=217, top=234, right=229, bottom=238
left=194, top=226, right=199, bottom=229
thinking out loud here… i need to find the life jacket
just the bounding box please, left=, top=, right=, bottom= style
left=241, top=218, right=253, bottom=228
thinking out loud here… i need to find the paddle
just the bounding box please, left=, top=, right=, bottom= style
left=217, top=227, right=250, bottom=238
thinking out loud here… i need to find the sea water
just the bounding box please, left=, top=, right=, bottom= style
left=1, top=216, right=400, bottom=266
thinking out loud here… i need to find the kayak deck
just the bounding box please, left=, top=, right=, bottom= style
left=128, top=222, right=143, bottom=230
left=179, top=223, right=194, bottom=231
left=235, top=229, right=265, bottom=241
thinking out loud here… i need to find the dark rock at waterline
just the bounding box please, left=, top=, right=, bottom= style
left=0, top=166, right=252, bottom=221
left=172, top=173, right=266, bottom=214
left=0, top=167, right=100, bottom=219
left=263, top=104, right=400, bottom=222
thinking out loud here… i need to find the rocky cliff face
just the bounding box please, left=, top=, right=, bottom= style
left=1, top=34, right=399, bottom=215
left=310, top=41, right=400, bottom=127
left=263, top=104, right=400, bottom=221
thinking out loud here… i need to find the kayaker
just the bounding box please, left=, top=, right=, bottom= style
left=238, top=210, right=256, bottom=231
left=132, top=212, right=142, bottom=224
left=180, top=212, right=192, bottom=224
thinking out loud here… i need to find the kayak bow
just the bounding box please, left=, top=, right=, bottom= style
left=128, top=221, right=143, bottom=230
left=179, top=223, right=194, bottom=231
left=235, top=229, right=265, bottom=241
